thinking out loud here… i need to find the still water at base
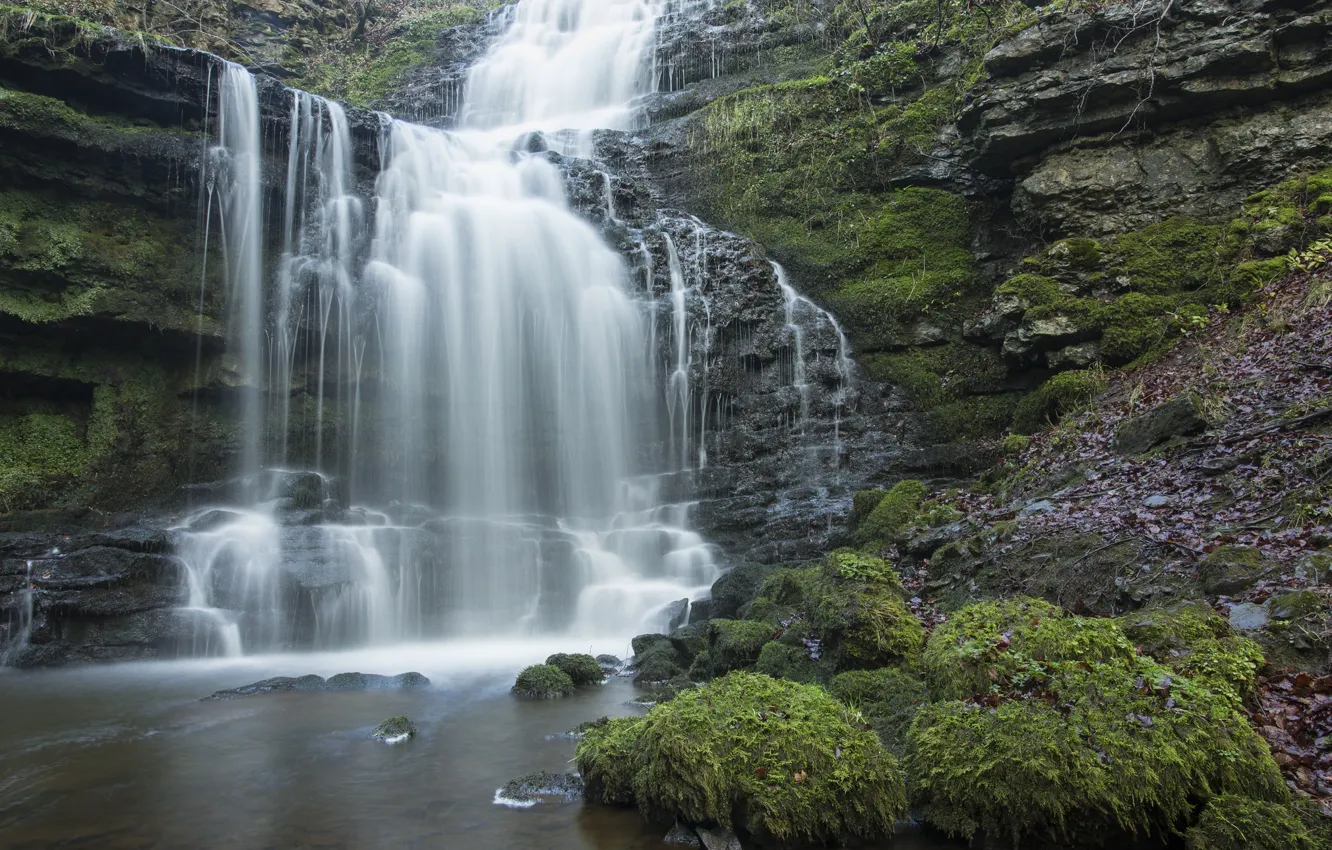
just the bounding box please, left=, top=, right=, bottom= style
left=0, top=641, right=962, bottom=849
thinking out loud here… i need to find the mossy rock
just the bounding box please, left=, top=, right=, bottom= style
left=1198, top=546, right=1268, bottom=596
left=545, top=653, right=605, bottom=687
left=849, top=488, right=888, bottom=531
left=854, top=479, right=926, bottom=548
left=1268, top=590, right=1325, bottom=621
left=1114, top=392, right=1209, bottom=455
left=1013, top=369, right=1108, bottom=435
left=754, top=640, right=824, bottom=684
left=512, top=664, right=575, bottom=700
left=370, top=715, right=416, bottom=742
left=702, top=619, right=776, bottom=677
left=921, top=596, right=1136, bottom=700
left=576, top=672, right=907, bottom=845
left=1117, top=602, right=1263, bottom=706
left=908, top=646, right=1288, bottom=845
left=828, top=667, right=926, bottom=758
left=1184, top=794, right=1317, bottom=850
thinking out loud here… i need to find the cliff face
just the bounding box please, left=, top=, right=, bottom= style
left=2, top=0, right=1331, bottom=665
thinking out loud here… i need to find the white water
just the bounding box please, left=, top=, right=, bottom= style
left=178, top=0, right=720, bottom=655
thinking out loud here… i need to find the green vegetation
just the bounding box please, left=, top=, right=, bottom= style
left=1012, top=369, right=1108, bottom=434
left=1117, top=603, right=1264, bottom=707
left=576, top=672, right=907, bottom=844
left=544, top=653, right=605, bottom=686
left=828, top=667, right=926, bottom=757
left=1184, top=795, right=1317, bottom=850
left=511, top=663, right=574, bottom=699
left=854, top=479, right=925, bottom=547
left=907, top=599, right=1289, bottom=845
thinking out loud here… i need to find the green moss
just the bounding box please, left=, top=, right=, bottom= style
left=855, top=479, right=927, bottom=547
left=1001, top=433, right=1030, bottom=455
left=295, top=6, right=488, bottom=107
left=745, top=566, right=821, bottom=625
left=755, top=640, right=824, bottom=683
left=576, top=672, right=907, bottom=844
left=1184, top=795, right=1317, bottom=850
left=544, top=653, right=605, bottom=687
left=811, top=563, right=924, bottom=670
left=511, top=663, right=574, bottom=699
left=1117, top=602, right=1264, bottom=707
left=921, top=597, right=1136, bottom=701
left=575, top=716, right=642, bottom=805
left=996, top=273, right=1061, bottom=307
left=706, top=619, right=776, bottom=675
left=908, top=652, right=1286, bottom=845
left=1013, top=369, right=1107, bottom=434
left=823, top=550, right=903, bottom=588
left=828, top=667, right=927, bottom=758
left=849, top=488, right=888, bottom=530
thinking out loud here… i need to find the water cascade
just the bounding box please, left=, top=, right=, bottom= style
left=176, top=0, right=724, bottom=655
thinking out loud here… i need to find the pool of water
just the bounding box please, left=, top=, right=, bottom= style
left=0, top=641, right=962, bottom=849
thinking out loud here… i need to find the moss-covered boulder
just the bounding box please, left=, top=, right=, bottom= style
left=1198, top=546, right=1269, bottom=595
left=545, top=652, right=605, bottom=686
left=754, top=640, right=823, bottom=684
left=512, top=664, right=575, bottom=700
left=370, top=715, right=416, bottom=742
left=576, top=672, right=907, bottom=845
left=921, top=596, right=1136, bottom=700
left=704, top=619, right=775, bottom=676
left=1117, top=602, right=1264, bottom=706
left=828, top=667, right=926, bottom=758
left=1184, top=795, right=1317, bottom=850
left=907, top=600, right=1289, bottom=846
left=1115, top=392, right=1209, bottom=454
left=854, top=480, right=926, bottom=548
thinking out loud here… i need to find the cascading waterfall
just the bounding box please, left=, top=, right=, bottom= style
left=176, top=0, right=724, bottom=655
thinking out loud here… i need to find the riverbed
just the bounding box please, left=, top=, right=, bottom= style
left=0, top=641, right=961, bottom=849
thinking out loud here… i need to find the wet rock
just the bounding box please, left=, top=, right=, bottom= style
left=687, top=597, right=713, bottom=622
left=696, top=825, right=742, bottom=850
left=1229, top=602, right=1269, bottom=632
left=904, top=520, right=970, bottom=558
left=513, top=664, right=575, bottom=699
left=495, top=771, right=583, bottom=806
left=203, top=671, right=430, bottom=699
left=631, top=633, right=671, bottom=656
left=668, top=621, right=710, bottom=663
left=371, top=715, right=417, bottom=743
left=709, top=563, right=777, bottom=620
left=664, top=598, right=690, bottom=633
left=595, top=654, right=622, bottom=670
left=664, top=822, right=702, bottom=846
left=1115, top=394, right=1209, bottom=455
left=204, top=674, right=327, bottom=700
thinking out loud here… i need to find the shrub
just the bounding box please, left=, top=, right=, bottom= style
left=576, top=672, right=907, bottom=844
left=512, top=664, right=574, bottom=699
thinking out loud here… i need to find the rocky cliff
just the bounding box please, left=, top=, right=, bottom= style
left=2, top=0, right=1331, bottom=669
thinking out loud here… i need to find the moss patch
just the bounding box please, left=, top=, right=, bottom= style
left=1184, top=794, right=1317, bottom=850
left=512, top=663, right=574, bottom=699
left=1117, top=602, right=1264, bottom=707
left=1012, top=369, right=1108, bottom=434
left=544, top=653, right=605, bottom=687
left=576, top=671, right=907, bottom=844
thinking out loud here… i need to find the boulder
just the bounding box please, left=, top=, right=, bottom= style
left=495, top=771, right=583, bottom=805
left=1115, top=393, right=1208, bottom=455
left=1199, top=546, right=1268, bottom=596
left=707, top=562, right=776, bottom=620
left=1228, top=602, right=1269, bottom=632
left=370, top=715, right=416, bottom=743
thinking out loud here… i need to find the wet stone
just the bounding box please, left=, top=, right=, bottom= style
left=370, top=715, right=416, bottom=743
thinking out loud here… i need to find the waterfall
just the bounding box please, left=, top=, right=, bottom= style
left=177, top=0, right=721, bottom=654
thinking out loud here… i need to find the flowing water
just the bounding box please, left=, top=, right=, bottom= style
left=181, top=0, right=728, bottom=654
left=0, top=655, right=963, bottom=849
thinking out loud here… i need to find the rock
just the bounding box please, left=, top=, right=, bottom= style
left=904, top=520, right=970, bottom=558
left=544, top=653, right=605, bottom=686
left=1047, top=341, right=1101, bottom=371
left=1199, top=546, right=1268, bottom=595
left=696, top=826, right=741, bottom=850
left=203, top=674, right=327, bottom=700
left=370, top=715, right=416, bottom=743
left=668, top=620, right=710, bottom=663
left=1228, top=602, right=1269, bottom=632
left=709, top=562, right=777, bottom=620
left=595, top=654, right=622, bottom=670
left=1115, top=394, right=1208, bottom=455
left=513, top=664, right=576, bottom=699
left=1269, top=590, right=1324, bottom=621
left=1019, top=500, right=1057, bottom=518
left=664, top=598, right=689, bottom=633
left=632, top=633, right=671, bottom=656
left=664, top=822, right=701, bottom=846
left=495, top=771, right=583, bottom=805
left=201, top=671, right=430, bottom=700
left=687, top=597, right=713, bottom=622
left=1143, top=495, right=1173, bottom=508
